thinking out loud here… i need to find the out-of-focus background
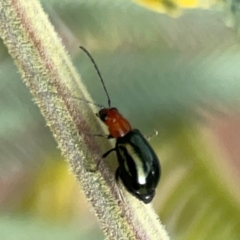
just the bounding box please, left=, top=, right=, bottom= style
left=1, top=0, right=240, bottom=239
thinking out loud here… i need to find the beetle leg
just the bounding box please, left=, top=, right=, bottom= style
left=115, top=168, right=125, bottom=203
left=145, top=129, right=158, bottom=141
left=102, top=148, right=116, bottom=158
left=97, top=148, right=116, bottom=170
left=88, top=148, right=116, bottom=172
left=86, top=133, right=109, bottom=138
left=115, top=167, right=120, bottom=183
left=85, top=133, right=114, bottom=139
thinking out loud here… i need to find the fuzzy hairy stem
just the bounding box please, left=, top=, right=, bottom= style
left=0, top=0, right=170, bottom=239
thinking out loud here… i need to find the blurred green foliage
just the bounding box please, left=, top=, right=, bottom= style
left=0, top=0, right=240, bottom=239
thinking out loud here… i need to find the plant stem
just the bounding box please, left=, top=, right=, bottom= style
left=0, top=0, right=170, bottom=239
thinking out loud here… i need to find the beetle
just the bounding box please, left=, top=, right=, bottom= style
left=80, top=46, right=161, bottom=204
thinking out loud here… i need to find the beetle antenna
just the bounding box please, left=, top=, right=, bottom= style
left=79, top=46, right=111, bottom=108
left=39, top=92, right=104, bottom=109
